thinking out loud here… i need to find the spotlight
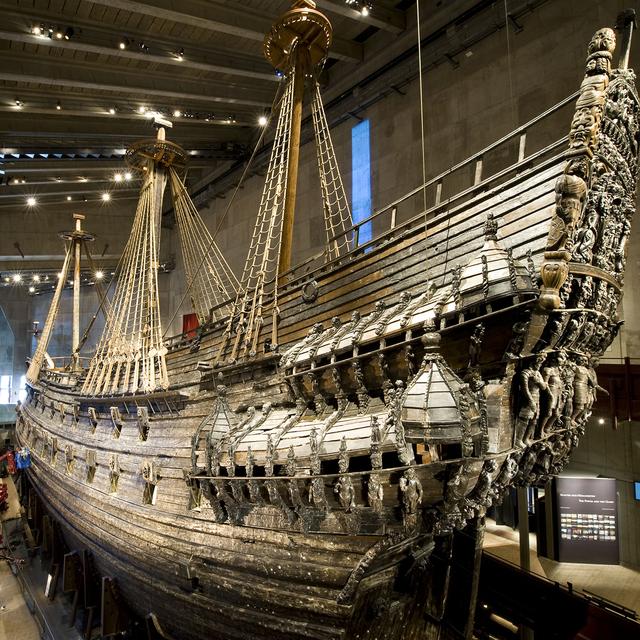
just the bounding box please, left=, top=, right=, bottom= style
left=56, top=100, right=62, bottom=110
left=114, top=173, right=123, bottom=182
left=32, top=275, right=40, bottom=282
left=101, top=192, right=111, bottom=202
left=55, top=29, right=64, bottom=40
left=12, top=274, right=22, bottom=283
left=79, top=177, right=88, bottom=183
left=108, top=107, right=116, bottom=115
left=118, top=38, right=129, bottom=50
left=177, top=47, right=184, bottom=60
left=95, top=270, right=104, bottom=280
left=138, top=105, right=147, bottom=114
left=21, top=178, right=26, bottom=184
left=361, top=5, right=369, bottom=16
left=32, top=25, right=42, bottom=36
left=66, top=196, right=72, bottom=201
left=26, top=197, right=36, bottom=206
left=15, top=98, right=22, bottom=108
left=598, top=417, right=605, bottom=425
left=29, top=286, right=35, bottom=293
left=64, top=27, right=74, bottom=40
left=258, top=115, right=268, bottom=126
left=57, top=272, right=63, bottom=279
left=124, top=172, right=132, bottom=181
left=173, top=109, right=182, bottom=118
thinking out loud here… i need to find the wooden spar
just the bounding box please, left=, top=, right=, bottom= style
left=72, top=214, right=84, bottom=363
left=278, top=51, right=305, bottom=277
left=616, top=9, right=636, bottom=70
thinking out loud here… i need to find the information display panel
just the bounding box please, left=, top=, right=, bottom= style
left=555, top=477, right=618, bottom=564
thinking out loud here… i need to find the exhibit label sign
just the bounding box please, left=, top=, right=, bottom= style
left=555, top=477, right=619, bottom=564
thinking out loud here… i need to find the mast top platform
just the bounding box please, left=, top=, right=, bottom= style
left=264, top=0, right=332, bottom=73
left=126, top=138, right=187, bottom=171
left=59, top=212, right=95, bottom=242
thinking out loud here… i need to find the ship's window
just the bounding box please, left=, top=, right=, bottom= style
left=351, top=119, right=372, bottom=245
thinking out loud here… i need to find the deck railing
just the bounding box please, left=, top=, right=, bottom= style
left=164, top=90, right=577, bottom=349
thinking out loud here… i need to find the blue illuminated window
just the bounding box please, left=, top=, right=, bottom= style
left=351, top=120, right=372, bottom=245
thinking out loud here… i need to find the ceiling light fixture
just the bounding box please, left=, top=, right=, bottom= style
left=26, top=196, right=36, bottom=206
left=101, top=192, right=111, bottom=201
left=138, top=105, right=147, bottom=114
left=258, top=115, right=268, bottom=126
left=124, top=172, right=132, bottom=181
left=118, top=38, right=129, bottom=50
left=66, top=195, right=72, bottom=201
left=109, top=107, right=116, bottom=115
left=64, top=27, right=74, bottom=40
left=32, top=275, right=40, bottom=282
left=173, top=109, right=182, bottom=118
left=95, top=270, right=104, bottom=280
left=32, top=25, right=42, bottom=36
left=56, top=100, right=62, bottom=110
left=55, top=29, right=64, bottom=39
left=29, top=286, right=35, bottom=293
left=15, top=98, right=22, bottom=108
left=114, top=173, right=123, bottom=182
left=12, top=274, right=22, bottom=283
left=177, top=47, right=185, bottom=60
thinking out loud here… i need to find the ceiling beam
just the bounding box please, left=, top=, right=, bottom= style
left=82, top=0, right=362, bottom=63
left=0, top=71, right=272, bottom=108
left=3, top=8, right=275, bottom=79
left=0, top=30, right=278, bottom=83
left=315, top=0, right=405, bottom=34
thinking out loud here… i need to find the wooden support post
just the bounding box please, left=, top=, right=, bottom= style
left=473, top=157, right=483, bottom=185
left=84, top=605, right=96, bottom=640
left=101, top=576, right=131, bottom=637
left=518, top=132, right=527, bottom=162
left=435, top=181, right=443, bottom=205
left=279, top=51, right=306, bottom=277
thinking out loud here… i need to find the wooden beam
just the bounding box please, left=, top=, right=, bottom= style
left=83, top=0, right=362, bottom=63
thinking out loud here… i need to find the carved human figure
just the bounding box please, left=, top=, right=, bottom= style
left=572, top=358, right=599, bottom=424
left=400, top=467, right=423, bottom=530
left=468, top=324, right=485, bottom=369
left=539, top=353, right=566, bottom=436
left=573, top=210, right=599, bottom=262
left=513, top=354, right=548, bottom=447
left=367, top=473, right=384, bottom=514
left=334, top=476, right=356, bottom=512
left=546, top=175, right=587, bottom=253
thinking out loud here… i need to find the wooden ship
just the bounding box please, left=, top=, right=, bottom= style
left=14, top=3, right=640, bottom=639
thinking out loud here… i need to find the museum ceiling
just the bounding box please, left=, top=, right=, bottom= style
left=0, top=0, right=535, bottom=212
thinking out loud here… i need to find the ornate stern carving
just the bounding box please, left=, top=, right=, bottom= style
left=137, top=407, right=150, bottom=441
left=110, top=406, right=123, bottom=438
left=539, top=28, right=616, bottom=310
left=309, top=428, right=326, bottom=511
left=367, top=417, right=385, bottom=514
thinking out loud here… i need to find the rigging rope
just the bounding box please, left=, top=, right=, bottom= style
left=311, top=79, right=354, bottom=260
left=26, top=242, right=73, bottom=384
left=169, top=168, right=239, bottom=323
left=82, top=163, right=168, bottom=396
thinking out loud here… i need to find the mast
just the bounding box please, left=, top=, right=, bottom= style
left=264, top=0, right=333, bottom=276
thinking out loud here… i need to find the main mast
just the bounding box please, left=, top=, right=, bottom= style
left=264, top=0, right=332, bottom=275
